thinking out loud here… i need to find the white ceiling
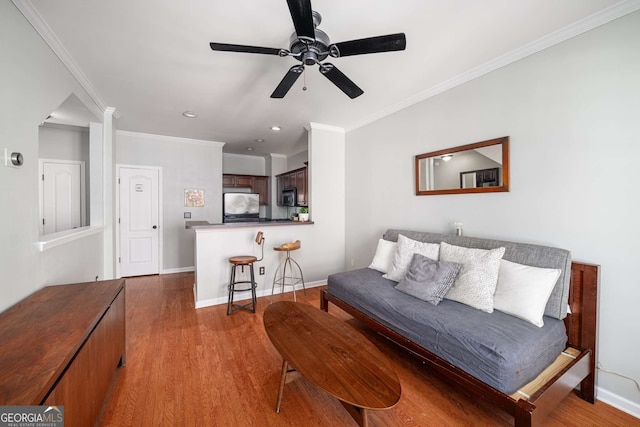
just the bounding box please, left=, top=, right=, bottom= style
left=19, top=0, right=634, bottom=156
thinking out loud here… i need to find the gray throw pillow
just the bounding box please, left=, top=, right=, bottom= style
left=395, top=253, right=462, bottom=305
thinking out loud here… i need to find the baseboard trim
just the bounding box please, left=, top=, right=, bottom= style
left=162, top=266, right=195, bottom=274
left=596, top=386, right=640, bottom=420
left=195, top=280, right=326, bottom=309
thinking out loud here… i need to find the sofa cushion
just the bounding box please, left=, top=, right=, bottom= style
left=383, top=235, right=440, bottom=282
left=382, top=230, right=572, bottom=320
left=494, top=259, right=561, bottom=327
left=440, top=242, right=505, bottom=313
left=327, top=268, right=567, bottom=394
left=395, top=254, right=461, bottom=305
left=368, top=238, right=397, bottom=274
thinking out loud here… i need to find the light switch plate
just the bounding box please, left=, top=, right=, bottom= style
left=184, top=212, right=191, bottom=219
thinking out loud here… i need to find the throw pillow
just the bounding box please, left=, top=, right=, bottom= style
left=368, top=239, right=397, bottom=274
left=440, top=242, right=505, bottom=313
left=395, top=254, right=461, bottom=305
left=494, top=259, right=561, bottom=327
left=383, top=235, right=440, bottom=282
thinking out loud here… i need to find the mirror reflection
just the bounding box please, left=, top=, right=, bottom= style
left=415, top=136, right=509, bottom=195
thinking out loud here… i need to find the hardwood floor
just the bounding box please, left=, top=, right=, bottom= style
left=98, top=273, right=639, bottom=426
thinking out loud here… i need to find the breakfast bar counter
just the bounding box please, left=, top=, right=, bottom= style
left=185, top=219, right=314, bottom=230
left=187, top=219, right=335, bottom=309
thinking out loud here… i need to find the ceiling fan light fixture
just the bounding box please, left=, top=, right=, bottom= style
left=182, top=111, right=198, bottom=118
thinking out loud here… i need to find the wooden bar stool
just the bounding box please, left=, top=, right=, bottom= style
left=271, top=240, right=306, bottom=301
left=227, top=231, right=264, bottom=315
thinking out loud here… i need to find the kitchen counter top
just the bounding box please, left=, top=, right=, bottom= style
left=185, top=219, right=314, bottom=230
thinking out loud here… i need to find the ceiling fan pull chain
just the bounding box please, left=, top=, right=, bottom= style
left=303, top=68, right=307, bottom=91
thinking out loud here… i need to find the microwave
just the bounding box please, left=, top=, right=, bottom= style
left=282, top=188, right=297, bottom=207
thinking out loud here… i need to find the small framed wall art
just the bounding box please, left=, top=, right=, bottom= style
left=184, top=188, right=205, bottom=207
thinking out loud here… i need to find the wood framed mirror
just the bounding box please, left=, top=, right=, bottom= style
left=415, top=136, right=509, bottom=195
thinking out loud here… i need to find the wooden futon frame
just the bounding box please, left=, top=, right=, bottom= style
left=320, top=262, right=598, bottom=427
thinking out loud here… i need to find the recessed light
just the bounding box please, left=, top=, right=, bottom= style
left=246, top=147, right=254, bottom=151
left=254, top=139, right=265, bottom=143
left=182, top=111, right=198, bottom=118
left=270, top=125, right=281, bottom=131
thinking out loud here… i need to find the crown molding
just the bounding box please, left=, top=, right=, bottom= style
left=347, top=0, right=640, bottom=132
left=305, top=122, right=345, bottom=133
left=223, top=152, right=267, bottom=160
left=12, top=0, right=119, bottom=118
left=41, top=122, right=89, bottom=133
left=116, top=130, right=226, bottom=147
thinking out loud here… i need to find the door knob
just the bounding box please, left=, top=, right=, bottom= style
left=153, top=225, right=157, bottom=229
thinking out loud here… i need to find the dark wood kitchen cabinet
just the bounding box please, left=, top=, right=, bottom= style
left=276, top=166, right=308, bottom=206
left=223, top=174, right=253, bottom=187
left=459, top=167, right=500, bottom=189
left=222, top=174, right=236, bottom=186
left=276, top=175, right=284, bottom=205
left=252, top=176, right=269, bottom=206
left=293, top=168, right=307, bottom=206
left=223, top=174, right=269, bottom=205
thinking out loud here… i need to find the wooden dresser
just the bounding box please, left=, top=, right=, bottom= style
left=0, top=279, right=125, bottom=426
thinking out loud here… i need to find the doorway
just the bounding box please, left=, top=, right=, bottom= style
left=39, top=159, right=86, bottom=235
left=117, top=165, right=162, bottom=277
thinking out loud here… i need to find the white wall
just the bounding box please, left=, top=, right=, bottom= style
left=308, top=123, right=345, bottom=268
left=345, top=11, right=640, bottom=414
left=39, top=233, right=103, bottom=286
left=39, top=124, right=89, bottom=162
left=222, top=153, right=265, bottom=175
left=0, top=1, right=105, bottom=312
left=287, top=149, right=308, bottom=170
left=116, top=131, right=224, bottom=272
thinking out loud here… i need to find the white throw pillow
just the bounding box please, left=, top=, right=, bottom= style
left=383, top=235, right=440, bottom=282
left=441, top=242, right=505, bottom=313
left=368, top=239, right=397, bottom=274
left=494, top=259, right=561, bottom=327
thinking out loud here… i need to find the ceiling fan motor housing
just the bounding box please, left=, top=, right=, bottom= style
left=289, top=26, right=330, bottom=65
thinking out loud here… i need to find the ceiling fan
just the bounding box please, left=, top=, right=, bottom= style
left=209, top=0, right=406, bottom=99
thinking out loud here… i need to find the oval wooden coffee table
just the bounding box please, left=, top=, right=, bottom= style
left=264, top=301, right=401, bottom=427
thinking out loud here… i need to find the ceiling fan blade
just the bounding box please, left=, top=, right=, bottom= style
left=271, top=65, right=304, bottom=98
left=319, top=63, right=363, bottom=99
left=210, top=42, right=282, bottom=56
left=330, top=33, right=406, bottom=57
left=286, top=0, right=315, bottom=40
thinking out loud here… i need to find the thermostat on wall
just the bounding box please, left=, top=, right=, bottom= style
left=184, top=212, right=191, bottom=219
left=11, top=152, right=23, bottom=166
left=3, top=148, right=23, bottom=167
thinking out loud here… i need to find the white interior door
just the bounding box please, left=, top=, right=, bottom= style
left=41, top=160, right=84, bottom=234
left=119, top=167, right=160, bottom=277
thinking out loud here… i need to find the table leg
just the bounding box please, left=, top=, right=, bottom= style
left=276, top=359, right=289, bottom=413
left=340, top=401, right=370, bottom=427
